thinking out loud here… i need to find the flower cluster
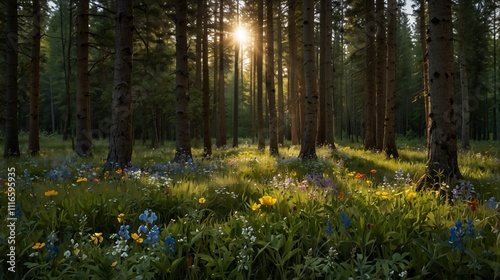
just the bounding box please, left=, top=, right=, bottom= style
left=164, top=233, right=175, bottom=254
left=45, top=232, right=60, bottom=261
left=452, top=181, right=477, bottom=203
left=136, top=210, right=160, bottom=247
left=449, top=219, right=475, bottom=254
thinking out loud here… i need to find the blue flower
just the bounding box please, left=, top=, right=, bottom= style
left=449, top=219, right=464, bottom=253
left=148, top=212, right=157, bottom=223
left=465, top=219, right=475, bottom=238
left=139, top=210, right=158, bottom=224
left=164, top=233, right=175, bottom=254
left=139, top=210, right=149, bottom=222
left=118, top=225, right=130, bottom=240
left=45, top=232, right=60, bottom=262
left=138, top=224, right=148, bottom=234
left=340, top=212, right=352, bottom=229
left=325, top=220, right=334, bottom=236
left=144, top=225, right=160, bottom=247
left=485, top=197, right=496, bottom=210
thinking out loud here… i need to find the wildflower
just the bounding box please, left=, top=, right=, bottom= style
left=164, top=233, right=175, bottom=254
left=111, top=261, right=118, bottom=267
left=198, top=197, right=206, bottom=204
left=259, top=195, right=277, bottom=206
left=45, top=232, right=60, bottom=261
left=76, top=177, right=87, bottom=183
left=370, top=169, right=377, bottom=174
left=325, top=220, right=334, bottom=236
left=117, top=213, right=125, bottom=223
left=467, top=199, right=478, bottom=211
left=407, top=192, right=417, bottom=199
left=144, top=225, right=160, bottom=247
left=91, top=233, right=104, bottom=245
left=355, top=173, right=366, bottom=179
left=485, top=197, right=496, bottom=210
left=44, top=190, right=58, bottom=197
left=132, top=233, right=143, bottom=243
left=465, top=219, right=475, bottom=238
left=118, top=225, right=130, bottom=240
left=116, top=168, right=123, bottom=175
left=375, top=191, right=389, bottom=199
left=139, top=210, right=157, bottom=223
left=340, top=212, right=353, bottom=229
left=32, top=242, right=45, bottom=249
left=64, top=250, right=71, bottom=258
left=251, top=203, right=261, bottom=211
left=366, top=180, right=372, bottom=186
left=449, top=220, right=464, bottom=253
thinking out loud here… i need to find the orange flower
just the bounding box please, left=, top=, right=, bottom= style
left=467, top=199, right=478, bottom=211
left=370, top=169, right=377, bottom=174
left=115, top=168, right=123, bottom=175
left=355, top=173, right=366, bottom=179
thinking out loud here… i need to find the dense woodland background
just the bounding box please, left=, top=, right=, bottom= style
left=1, top=0, right=498, bottom=156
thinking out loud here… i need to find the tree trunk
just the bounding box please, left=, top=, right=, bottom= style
left=216, top=0, right=227, bottom=148
left=29, top=0, right=41, bottom=156
left=458, top=0, right=470, bottom=150
left=383, top=0, right=398, bottom=158
left=76, top=0, right=92, bottom=157
left=276, top=8, right=285, bottom=145
left=364, top=0, right=376, bottom=150
left=299, top=0, right=318, bottom=159
left=375, top=0, right=386, bottom=151
left=105, top=0, right=134, bottom=170
left=288, top=0, right=299, bottom=145
left=173, top=0, right=192, bottom=162
left=419, top=0, right=431, bottom=159
left=61, top=0, right=74, bottom=142
left=233, top=4, right=240, bottom=148
left=266, top=0, right=279, bottom=156
left=321, top=0, right=335, bottom=148
left=417, top=0, right=462, bottom=191
left=257, top=0, right=265, bottom=150
left=4, top=0, right=20, bottom=157
left=202, top=0, right=212, bottom=157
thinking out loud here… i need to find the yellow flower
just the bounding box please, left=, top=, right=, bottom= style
left=366, top=180, right=372, bottom=185
left=44, top=190, right=58, bottom=197
left=117, top=213, right=125, bottom=223
left=132, top=233, right=143, bottom=243
left=32, top=242, right=45, bottom=249
left=198, top=197, right=206, bottom=204
left=407, top=192, right=417, bottom=199
left=111, top=261, right=118, bottom=267
left=251, top=203, right=261, bottom=211
left=259, top=195, right=277, bottom=206
left=91, top=232, right=103, bottom=245
left=76, top=177, right=88, bottom=182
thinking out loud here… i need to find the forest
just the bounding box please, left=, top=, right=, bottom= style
left=1, top=0, right=499, bottom=279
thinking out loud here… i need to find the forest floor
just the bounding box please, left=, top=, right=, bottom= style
left=1, top=134, right=499, bottom=279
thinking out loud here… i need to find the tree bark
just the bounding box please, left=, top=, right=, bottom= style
left=276, top=8, right=285, bottom=145
left=383, top=0, right=398, bottom=158
left=257, top=0, right=265, bottom=150
left=288, top=0, right=299, bottom=145
left=458, top=0, right=470, bottom=150
left=266, top=0, right=279, bottom=156
left=4, top=0, right=20, bottom=157
left=364, top=0, right=376, bottom=150
left=76, top=0, right=92, bottom=157
left=202, top=0, right=212, bottom=157
left=233, top=4, right=240, bottom=148
left=417, top=0, right=462, bottom=191
left=105, top=0, right=134, bottom=170
left=320, top=0, right=335, bottom=148
left=419, top=0, right=431, bottom=159
left=299, top=0, right=318, bottom=159
left=173, top=0, right=192, bottom=162
left=375, top=0, right=386, bottom=151
left=216, top=0, right=227, bottom=148
left=29, top=0, right=41, bottom=156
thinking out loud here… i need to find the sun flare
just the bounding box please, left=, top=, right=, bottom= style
left=234, top=26, right=248, bottom=44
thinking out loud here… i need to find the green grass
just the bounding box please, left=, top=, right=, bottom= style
left=0, top=134, right=499, bottom=279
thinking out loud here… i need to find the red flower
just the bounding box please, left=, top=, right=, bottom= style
left=467, top=199, right=478, bottom=211
left=355, top=173, right=366, bottom=179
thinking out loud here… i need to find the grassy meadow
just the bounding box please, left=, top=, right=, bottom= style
left=1, top=134, right=499, bottom=279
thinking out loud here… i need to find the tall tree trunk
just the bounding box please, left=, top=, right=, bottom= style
left=383, top=0, right=398, bottom=158
left=299, top=0, right=318, bottom=159
left=493, top=1, right=498, bottom=141
left=105, top=0, right=134, bottom=170
left=4, top=0, right=20, bottom=157
left=266, top=0, right=279, bottom=156
left=202, top=0, right=212, bottom=157
left=173, top=0, right=192, bottom=162
left=321, top=0, right=335, bottom=148
left=288, top=0, right=299, bottom=145
left=276, top=8, right=285, bottom=145
left=61, top=0, right=74, bottom=142
left=233, top=3, right=240, bottom=148
left=458, top=0, right=470, bottom=150
left=364, top=0, right=376, bottom=150
left=76, top=0, right=92, bottom=157
left=417, top=0, right=462, bottom=191
left=216, top=0, right=227, bottom=148
left=375, top=0, right=386, bottom=151
left=213, top=0, right=218, bottom=142
left=419, top=0, right=431, bottom=158
left=29, top=0, right=41, bottom=156
left=317, top=0, right=327, bottom=146
left=257, top=0, right=265, bottom=150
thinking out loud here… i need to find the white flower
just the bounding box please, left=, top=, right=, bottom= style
left=64, top=250, right=71, bottom=258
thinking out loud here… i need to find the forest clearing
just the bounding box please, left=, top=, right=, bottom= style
left=1, top=136, right=499, bottom=279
